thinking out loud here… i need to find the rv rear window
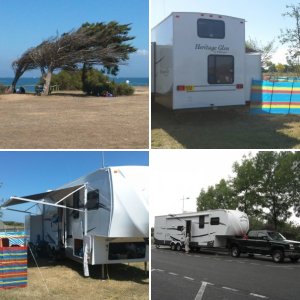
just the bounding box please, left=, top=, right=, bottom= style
left=199, top=216, right=205, bottom=228
left=208, top=55, right=234, bottom=84
left=197, top=19, right=225, bottom=39
left=210, top=217, right=220, bottom=225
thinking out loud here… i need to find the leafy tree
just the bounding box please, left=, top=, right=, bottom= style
left=276, top=63, right=287, bottom=73
left=254, top=152, right=300, bottom=230
left=196, top=152, right=300, bottom=230
left=196, top=179, right=237, bottom=211
left=232, top=154, right=263, bottom=217
left=245, top=38, right=276, bottom=68
left=279, top=4, right=300, bottom=72
left=11, top=21, right=136, bottom=95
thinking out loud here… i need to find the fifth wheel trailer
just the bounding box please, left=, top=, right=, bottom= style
left=154, top=209, right=249, bottom=250
left=2, top=166, right=148, bottom=276
left=151, top=12, right=261, bottom=109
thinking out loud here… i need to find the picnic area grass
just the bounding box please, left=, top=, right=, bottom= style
left=0, top=87, right=148, bottom=149
left=0, top=259, right=148, bottom=300
left=151, top=103, right=300, bottom=149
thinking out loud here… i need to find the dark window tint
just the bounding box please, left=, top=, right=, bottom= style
left=73, top=191, right=80, bottom=219
left=199, top=216, right=205, bottom=228
left=86, top=189, right=99, bottom=210
left=108, top=242, right=146, bottom=260
left=210, top=217, right=220, bottom=225
left=177, top=226, right=184, bottom=231
left=208, top=55, right=234, bottom=84
left=248, top=231, right=258, bottom=239
left=197, top=18, right=225, bottom=39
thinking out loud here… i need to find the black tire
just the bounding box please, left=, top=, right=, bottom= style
left=290, top=257, right=299, bottom=263
left=155, top=244, right=160, bottom=249
left=272, top=249, right=284, bottom=263
left=248, top=253, right=254, bottom=258
left=170, top=243, right=176, bottom=251
left=231, top=246, right=240, bottom=258
left=176, top=243, right=182, bottom=251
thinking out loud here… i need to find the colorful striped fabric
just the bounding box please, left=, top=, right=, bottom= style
left=250, top=80, right=300, bottom=114
left=0, top=246, right=27, bottom=289
left=0, top=231, right=27, bottom=246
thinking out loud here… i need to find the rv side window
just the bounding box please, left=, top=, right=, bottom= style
left=199, top=216, right=205, bottom=228
left=210, top=217, right=219, bottom=225
left=73, top=191, right=80, bottom=219
left=197, top=18, right=225, bottom=39
left=208, top=55, right=234, bottom=84
left=86, top=189, right=99, bottom=210
left=177, top=226, right=184, bottom=231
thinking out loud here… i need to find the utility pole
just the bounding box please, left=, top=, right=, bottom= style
left=181, top=196, right=190, bottom=213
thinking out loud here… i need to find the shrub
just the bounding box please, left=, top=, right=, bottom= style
left=82, top=67, right=134, bottom=96
left=51, top=70, right=83, bottom=90
left=116, top=83, right=134, bottom=96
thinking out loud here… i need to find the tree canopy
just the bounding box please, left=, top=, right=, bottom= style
left=11, top=21, right=136, bottom=95
left=196, top=152, right=300, bottom=230
left=279, top=4, right=300, bottom=70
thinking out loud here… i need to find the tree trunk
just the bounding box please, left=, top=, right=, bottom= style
left=42, top=70, right=53, bottom=95
left=9, top=73, right=22, bottom=93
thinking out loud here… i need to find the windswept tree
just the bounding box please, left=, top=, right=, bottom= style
left=11, top=21, right=136, bottom=95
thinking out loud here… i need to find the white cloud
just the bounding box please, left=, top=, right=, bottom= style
left=135, top=49, right=149, bottom=56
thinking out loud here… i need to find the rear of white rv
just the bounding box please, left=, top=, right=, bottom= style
left=172, top=12, right=246, bottom=109
left=92, top=166, right=149, bottom=265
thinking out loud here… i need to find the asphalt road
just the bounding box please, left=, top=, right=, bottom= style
left=151, top=246, right=300, bottom=300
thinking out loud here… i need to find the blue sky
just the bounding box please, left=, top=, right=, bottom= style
left=0, top=151, right=149, bottom=222
left=151, top=0, right=299, bottom=64
left=0, top=0, right=149, bottom=77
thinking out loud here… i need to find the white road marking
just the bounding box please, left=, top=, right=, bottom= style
left=184, top=276, right=194, bottom=281
left=249, top=292, right=268, bottom=298
left=222, top=286, right=239, bottom=292
left=194, top=281, right=213, bottom=300
left=237, top=261, right=245, bottom=264
left=168, top=272, right=178, bottom=276
left=152, top=268, right=164, bottom=272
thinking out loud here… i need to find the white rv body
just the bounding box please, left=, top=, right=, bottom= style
left=154, top=209, right=249, bottom=248
left=6, top=166, right=149, bottom=265
left=151, top=12, right=261, bottom=109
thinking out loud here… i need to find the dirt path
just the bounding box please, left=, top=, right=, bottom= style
left=0, top=87, right=149, bottom=149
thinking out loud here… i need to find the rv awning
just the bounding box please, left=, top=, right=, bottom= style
left=3, top=185, right=85, bottom=211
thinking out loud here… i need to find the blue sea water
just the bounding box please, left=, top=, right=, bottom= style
left=0, top=77, right=149, bottom=93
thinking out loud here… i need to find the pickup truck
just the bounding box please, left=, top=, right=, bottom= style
left=228, top=230, right=300, bottom=263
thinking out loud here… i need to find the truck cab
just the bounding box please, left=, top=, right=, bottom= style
left=229, top=230, right=300, bottom=263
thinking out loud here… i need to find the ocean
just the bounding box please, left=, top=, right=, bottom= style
left=0, top=77, right=149, bottom=93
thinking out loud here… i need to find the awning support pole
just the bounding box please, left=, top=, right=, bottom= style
left=83, top=184, right=90, bottom=277
left=55, top=185, right=85, bottom=205
left=9, top=197, right=84, bottom=212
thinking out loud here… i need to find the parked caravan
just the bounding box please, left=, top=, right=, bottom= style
left=151, top=12, right=261, bottom=109
left=154, top=209, right=249, bottom=250
left=2, top=166, right=148, bottom=276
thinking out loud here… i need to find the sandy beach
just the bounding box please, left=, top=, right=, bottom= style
left=0, top=86, right=149, bottom=149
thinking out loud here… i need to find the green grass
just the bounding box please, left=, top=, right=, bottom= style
left=152, top=103, right=300, bottom=149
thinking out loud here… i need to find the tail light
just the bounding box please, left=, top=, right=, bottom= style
left=236, top=84, right=244, bottom=89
